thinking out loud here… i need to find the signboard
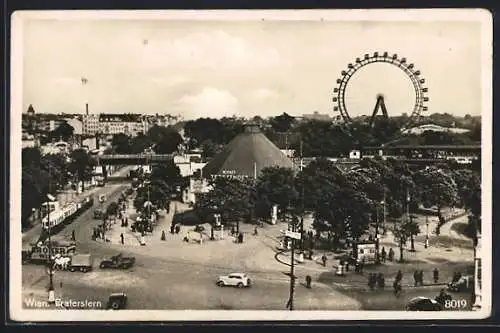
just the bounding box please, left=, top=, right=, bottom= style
left=191, top=180, right=205, bottom=193
left=271, top=205, right=278, bottom=225
left=285, top=230, right=301, bottom=240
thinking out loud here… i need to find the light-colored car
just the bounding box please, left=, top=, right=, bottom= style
left=216, top=273, right=251, bottom=288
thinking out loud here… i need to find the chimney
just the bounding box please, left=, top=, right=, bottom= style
left=85, top=103, right=89, bottom=115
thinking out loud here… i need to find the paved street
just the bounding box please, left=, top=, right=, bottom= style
left=21, top=172, right=475, bottom=311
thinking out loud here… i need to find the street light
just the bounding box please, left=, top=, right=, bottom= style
left=46, top=193, right=56, bottom=304
left=425, top=215, right=429, bottom=249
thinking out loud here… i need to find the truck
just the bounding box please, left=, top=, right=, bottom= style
left=94, top=166, right=105, bottom=187
left=68, top=254, right=93, bottom=273
left=96, top=176, right=105, bottom=187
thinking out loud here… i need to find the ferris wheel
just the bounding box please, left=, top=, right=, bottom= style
left=332, top=52, right=429, bottom=129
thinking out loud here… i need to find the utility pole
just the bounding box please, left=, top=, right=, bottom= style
left=47, top=178, right=54, bottom=304
left=299, top=139, right=305, bottom=251
left=375, top=204, right=380, bottom=263
left=382, top=191, right=386, bottom=234
left=287, top=221, right=296, bottom=311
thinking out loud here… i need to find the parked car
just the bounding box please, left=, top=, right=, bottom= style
left=107, top=293, right=128, bottom=310
left=216, top=273, right=251, bottom=288
left=448, top=275, right=474, bottom=292
left=99, top=253, right=135, bottom=269
left=93, top=209, right=104, bottom=219
left=406, top=296, right=443, bottom=311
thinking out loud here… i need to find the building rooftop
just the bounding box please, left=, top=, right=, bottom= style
left=99, top=114, right=142, bottom=122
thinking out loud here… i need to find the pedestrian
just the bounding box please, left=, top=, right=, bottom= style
left=254, top=226, right=258, bottom=236
left=368, top=273, right=376, bottom=291
left=413, top=270, right=419, bottom=287
left=175, top=224, right=181, bottom=234
left=435, top=288, right=450, bottom=307
left=393, top=280, right=402, bottom=296
left=71, top=230, right=76, bottom=241
left=381, top=247, right=386, bottom=263
left=321, top=254, right=327, bottom=267
left=120, top=233, right=124, bottom=245
left=377, top=273, right=385, bottom=289
left=231, top=225, right=235, bottom=236
left=305, top=275, right=312, bottom=289
left=388, top=248, right=394, bottom=262
left=396, top=270, right=403, bottom=283
left=419, top=270, right=424, bottom=286
left=433, top=268, right=439, bottom=284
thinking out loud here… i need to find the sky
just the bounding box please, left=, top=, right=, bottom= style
left=17, top=11, right=485, bottom=120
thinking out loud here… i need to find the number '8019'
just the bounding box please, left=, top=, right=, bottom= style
left=444, top=299, right=468, bottom=309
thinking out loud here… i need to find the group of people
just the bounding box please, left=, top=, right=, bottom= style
left=364, top=267, right=444, bottom=295
left=367, top=272, right=385, bottom=290
left=413, top=270, right=425, bottom=286
left=379, top=247, right=395, bottom=262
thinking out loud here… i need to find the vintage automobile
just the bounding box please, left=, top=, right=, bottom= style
left=406, top=296, right=443, bottom=311
left=216, top=273, right=251, bottom=288
left=107, top=293, right=128, bottom=310
left=448, top=275, right=474, bottom=292
left=93, top=208, right=104, bottom=219
left=99, top=253, right=135, bottom=269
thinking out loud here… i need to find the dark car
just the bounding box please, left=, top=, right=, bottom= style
left=99, top=253, right=136, bottom=269
left=93, top=209, right=104, bottom=219
left=406, top=297, right=443, bottom=311
left=107, top=293, right=127, bottom=310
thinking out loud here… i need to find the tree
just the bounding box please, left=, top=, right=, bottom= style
left=184, top=118, right=224, bottom=148
left=69, top=149, right=95, bottom=192
left=194, top=177, right=254, bottom=231
left=255, top=166, right=298, bottom=219
left=200, top=139, right=220, bottom=158
left=111, top=133, right=132, bottom=154
left=294, top=121, right=353, bottom=157
left=129, top=133, right=154, bottom=154
left=147, top=125, right=184, bottom=154
left=134, top=180, right=170, bottom=211
left=296, top=157, right=349, bottom=211
left=50, top=121, right=74, bottom=141
left=269, top=113, right=296, bottom=133
left=151, top=161, right=182, bottom=188
left=414, top=167, right=459, bottom=217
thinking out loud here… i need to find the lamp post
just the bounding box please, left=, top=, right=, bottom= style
left=46, top=194, right=55, bottom=304
left=382, top=192, right=386, bottom=235
left=375, top=204, right=380, bottom=263
left=425, top=215, right=429, bottom=249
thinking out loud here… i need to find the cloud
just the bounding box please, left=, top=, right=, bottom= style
left=136, top=30, right=282, bottom=72
left=174, top=87, right=239, bottom=119
left=250, top=88, right=278, bottom=101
